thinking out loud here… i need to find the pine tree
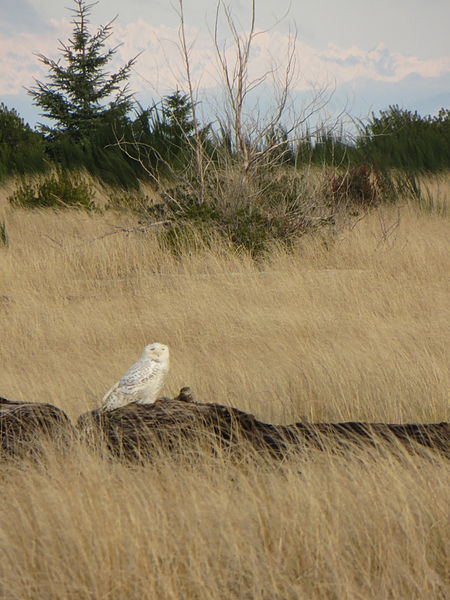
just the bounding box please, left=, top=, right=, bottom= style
left=133, top=90, right=203, bottom=171
left=28, top=0, right=137, bottom=140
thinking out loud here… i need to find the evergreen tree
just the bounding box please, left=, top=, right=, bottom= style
left=356, top=105, right=450, bottom=171
left=0, top=104, right=47, bottom=178
left=132, top=91, right=203, bottom=172
left=157, top=90, right=197, bottom=163
left=28, top=0, right=137, bottom=140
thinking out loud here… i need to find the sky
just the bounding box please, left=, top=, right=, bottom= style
left=1, top=0, right=449, bottom=130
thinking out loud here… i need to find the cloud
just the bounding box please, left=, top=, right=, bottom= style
left=318, top=43, right=450, bottom=82
left=1, top=17, right=449, bottom=114
left=0, top=0, right=51, bottom=35
left=0, top=18, right=70, bottom=95
left=108, top=22, right=450, bottom=95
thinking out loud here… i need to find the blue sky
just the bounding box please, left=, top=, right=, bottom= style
left=1, top=0, right=449, bottom=129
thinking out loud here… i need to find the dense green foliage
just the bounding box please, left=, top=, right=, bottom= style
left=9, top=170, right=94, bottom=210
left=1, top=100, right=448, bottom=184
left=0, top=104, right=48, bottom=179
left=356, top=105, right=450, bottom=171
left=290, top=107, right=450, bottom=172
left=46, top=119, right=146, bottom=188
left=125, top=91, right=208, bottom=177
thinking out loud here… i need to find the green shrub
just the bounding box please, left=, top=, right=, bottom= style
left=143, top=168, right=333, bottom=257
left=47, top=126, right=144, bottom=189
left=9, top=171, right=95, bottom=210
left=0, top=104, right=47, bottom=179
left=356, top=106, right=450, bottom=172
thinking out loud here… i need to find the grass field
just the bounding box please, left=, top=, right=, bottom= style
left=1, top=175, right=449, bottom=599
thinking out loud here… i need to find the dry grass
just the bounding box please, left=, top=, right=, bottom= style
left=0, top=175, right=449, bottom=599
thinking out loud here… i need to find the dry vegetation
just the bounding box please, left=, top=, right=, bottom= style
left=0, top=174, right=449, bottom=599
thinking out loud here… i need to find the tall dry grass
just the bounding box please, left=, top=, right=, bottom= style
left=0, top=176, right=449, bottom=599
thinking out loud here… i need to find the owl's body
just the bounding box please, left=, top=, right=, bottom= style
left=101, top=343, right=169, bottom=411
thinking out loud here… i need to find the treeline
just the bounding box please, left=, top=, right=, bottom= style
left=1, top=102, right=449, bottom=188
left=0, top=92, right=204, bottom=188
left=1, top=0, right=448, bottom=188
left=1, top=0, right=449, bottom=189
left=287, top=105, right=450, bottom=171
left=355, top=106, right=450, bottom=171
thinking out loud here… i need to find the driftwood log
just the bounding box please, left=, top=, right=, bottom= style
left=1, top=391, right=449, bottom=461
left=77, top=388, right=450, bottom=462
left=0, top=396, right=74, bottom=459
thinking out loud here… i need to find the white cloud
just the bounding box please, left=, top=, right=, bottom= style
left=1, top=18, right=449, bottom=102
left=111, top=23, right=450, bottom=96
left=318, top=42, right=450, bottom=82
left=0, top=19, right=70, bottom=95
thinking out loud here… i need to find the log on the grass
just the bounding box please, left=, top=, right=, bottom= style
left=0, top=397, right=74, bottom=459
left=77, top=396, right=287, bottom=460
left=77, top=390, right=450, bottom=461
left=285, top=421, right=450, bottom=456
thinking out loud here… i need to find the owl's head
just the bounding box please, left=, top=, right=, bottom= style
left=142, top=342, right=169, bottom=362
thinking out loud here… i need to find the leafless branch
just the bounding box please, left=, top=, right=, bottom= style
left=41, top=222, right=170, bottom=250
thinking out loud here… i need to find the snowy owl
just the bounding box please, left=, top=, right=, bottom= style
left=101, top=343, right=169, bottom=411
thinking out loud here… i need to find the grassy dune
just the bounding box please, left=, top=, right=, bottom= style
left=0, top=177, right=449, bottom=598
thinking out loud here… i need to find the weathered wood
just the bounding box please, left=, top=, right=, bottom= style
left=2, top=390, right=448, bottom=462
left=0, top=397, right=74, bottom=459
left=285, top=421, right=450, bottom=456
left=77, top=391, right=450, bottom=461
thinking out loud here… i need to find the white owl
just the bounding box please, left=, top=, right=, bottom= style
left=101, top=343, right=170, bottom=411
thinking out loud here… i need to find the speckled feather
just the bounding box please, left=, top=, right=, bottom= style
left=102, top=343, right=169, bottom=411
